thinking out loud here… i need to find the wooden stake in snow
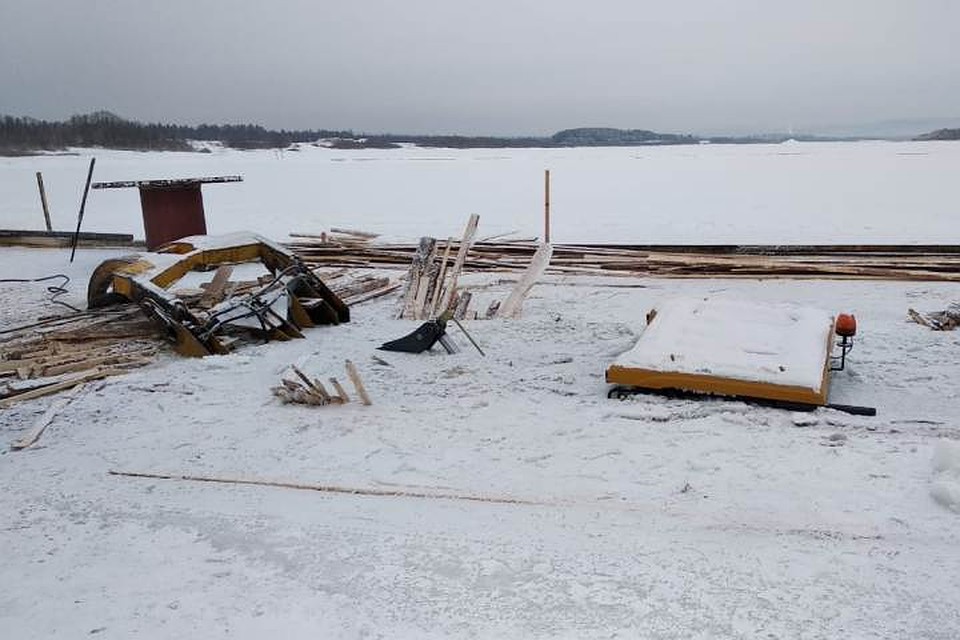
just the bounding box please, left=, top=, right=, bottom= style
left=69, top=157, right=96, bottom=263
left=437, top=214, right=480, bottom=314
left=496, top=242, right=553, bottom=318
left=544, top=169, right=551, bottom=243
left=344, top=359, right=371, bottom=405
left=11, top=383, right=87, bottom=450
left=36, top=171, right=52, bottom=231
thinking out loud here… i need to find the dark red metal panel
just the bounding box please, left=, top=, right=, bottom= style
left=138, top=185, right=207, bottom=250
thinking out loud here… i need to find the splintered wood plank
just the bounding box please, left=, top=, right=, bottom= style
left=429, top=238, right=454, bottom=317
left=290, top=365, right=331, bottom=402
left=397, top=236, right=437, bottom=319
left=0, top=368, right=113, bottom=409
left=329, top=377, right=350, bottom=403
left=11, top=383, right=87, bottom=450
left=496, top=242, right=553, bottom=318
left=199, top=265, right=235, bottom=308
left=438, top=214, right=480, bottom=314
left=345, top=359, right=371, bottom=405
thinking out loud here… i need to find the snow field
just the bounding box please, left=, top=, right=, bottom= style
left=3, top=140, right=960, bottom=244
left=2, top=139, right=960, bottom=638
left=1, top=244, right=959, bottom=637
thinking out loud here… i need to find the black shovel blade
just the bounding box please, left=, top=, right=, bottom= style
left=379, top=320, right=446, bottom=353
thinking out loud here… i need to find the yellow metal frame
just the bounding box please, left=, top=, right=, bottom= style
left=606, top=320, right=835, bottom=406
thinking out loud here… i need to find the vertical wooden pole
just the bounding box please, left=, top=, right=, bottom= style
left=69, top=157, right=96, bottom=263
left=36, top=171, right=53, bottom=231
left=544, top=169, right=551, bottom=244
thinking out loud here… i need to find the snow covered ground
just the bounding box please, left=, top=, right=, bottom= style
left=3, top=140, right=960, bottom=244
left=1, top=143, right=959, bottom=638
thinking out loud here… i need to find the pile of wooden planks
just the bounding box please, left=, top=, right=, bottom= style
left=170, top=267, right=399, bottom=312
left=287, top=239, right=960, bottom=282
left=1, top=306, right=161, bottom=409
left=271, top=361, right=371, bottom=406
left=395, top=215, right=479, bottom=320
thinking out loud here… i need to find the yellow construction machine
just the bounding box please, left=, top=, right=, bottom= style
left=87, top=232, right=348, bottom=356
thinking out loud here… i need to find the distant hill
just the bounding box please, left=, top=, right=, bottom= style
left=914, top=128, right=960, bottom=141
left=550, top=127, right=696, bottom=146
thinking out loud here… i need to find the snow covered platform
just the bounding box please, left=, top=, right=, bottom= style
left=607, top=298, right=836, bottom=405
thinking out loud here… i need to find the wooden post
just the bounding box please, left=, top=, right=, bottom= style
left=544, top=169, right=551, bottom=244
left=69, top=157, right=96, bottom=263
left=36, top=172, right=52, bottom=231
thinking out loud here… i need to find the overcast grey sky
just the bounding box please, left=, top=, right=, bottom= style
left=1, top=0, right=958, bottom=135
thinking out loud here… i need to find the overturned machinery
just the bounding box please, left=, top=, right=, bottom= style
left=87, top=232, right=349, bottom=356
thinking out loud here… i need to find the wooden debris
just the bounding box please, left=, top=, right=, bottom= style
left=429, top=238, right=454, bottom=315
left=397, top=236, right=438, bottom=319
left=496, top=242, right=553, bottom=318
left=0, top=368, right=113, bottom=409
left=437, top=214, right=480, bottom=313
left=273, top=362, right=369, bottom=407
left=198, top=265, right=235, bottom=308
left=908, top=304, right=960, bottom=330
left=329, top=377, right=350, bottom=403
left=290, top=365, right=332, bottom=402
left=11, top=383, right=86, bottom=450
left=345, top=359, right=372, bottom=405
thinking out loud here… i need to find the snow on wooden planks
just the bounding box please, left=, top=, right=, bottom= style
left=606, top=298, right=836, bottom=405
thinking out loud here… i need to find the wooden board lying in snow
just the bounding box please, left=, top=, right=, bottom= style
left=606, top=298, right=836, bottom=405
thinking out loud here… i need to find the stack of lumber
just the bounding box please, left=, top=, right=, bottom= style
left=286, top=239, right=960, bottom=282
left=0, top=306, right=161, bottom=409
left=395, top=215, right=479, bottom=320
left=0, top=229, right=140, bottom=249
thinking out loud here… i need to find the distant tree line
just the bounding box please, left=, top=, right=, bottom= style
left=1, top=112, right=191, bottom=153
left=4, top=110, right=857, bottom=154
left=0, top=111, right=355, bottom=154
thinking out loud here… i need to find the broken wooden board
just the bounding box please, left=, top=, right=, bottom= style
left=496, top=242, right=553, bottom=318
left=606, top=298, right=835, bottom=405
left=11, top=383, right=87, bottom=450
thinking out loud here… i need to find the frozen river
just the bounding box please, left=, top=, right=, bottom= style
left=2, top=140, right=958, bottom=244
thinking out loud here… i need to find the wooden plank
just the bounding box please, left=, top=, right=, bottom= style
left=199, top=265, right=235, bottom=308
left=0, top=368, right=113, bottom=409
left=496, top=242, right=553, bottom=318
left=108, top=469, right=540, bottom=505
left=429, top=238, right=453, bottom=317
left=290, top=365, right=331, bottom=402
left=437, top=214, right=480, bottom=313
left=340, top=281, right=401, bottom=306
left=11, top=383, right=86, bottom=450
left=397, top=236, right=437, bottom=319
left=329, top=377, right=350, bottom=403
left=344, top=359, right=371, bottom=405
